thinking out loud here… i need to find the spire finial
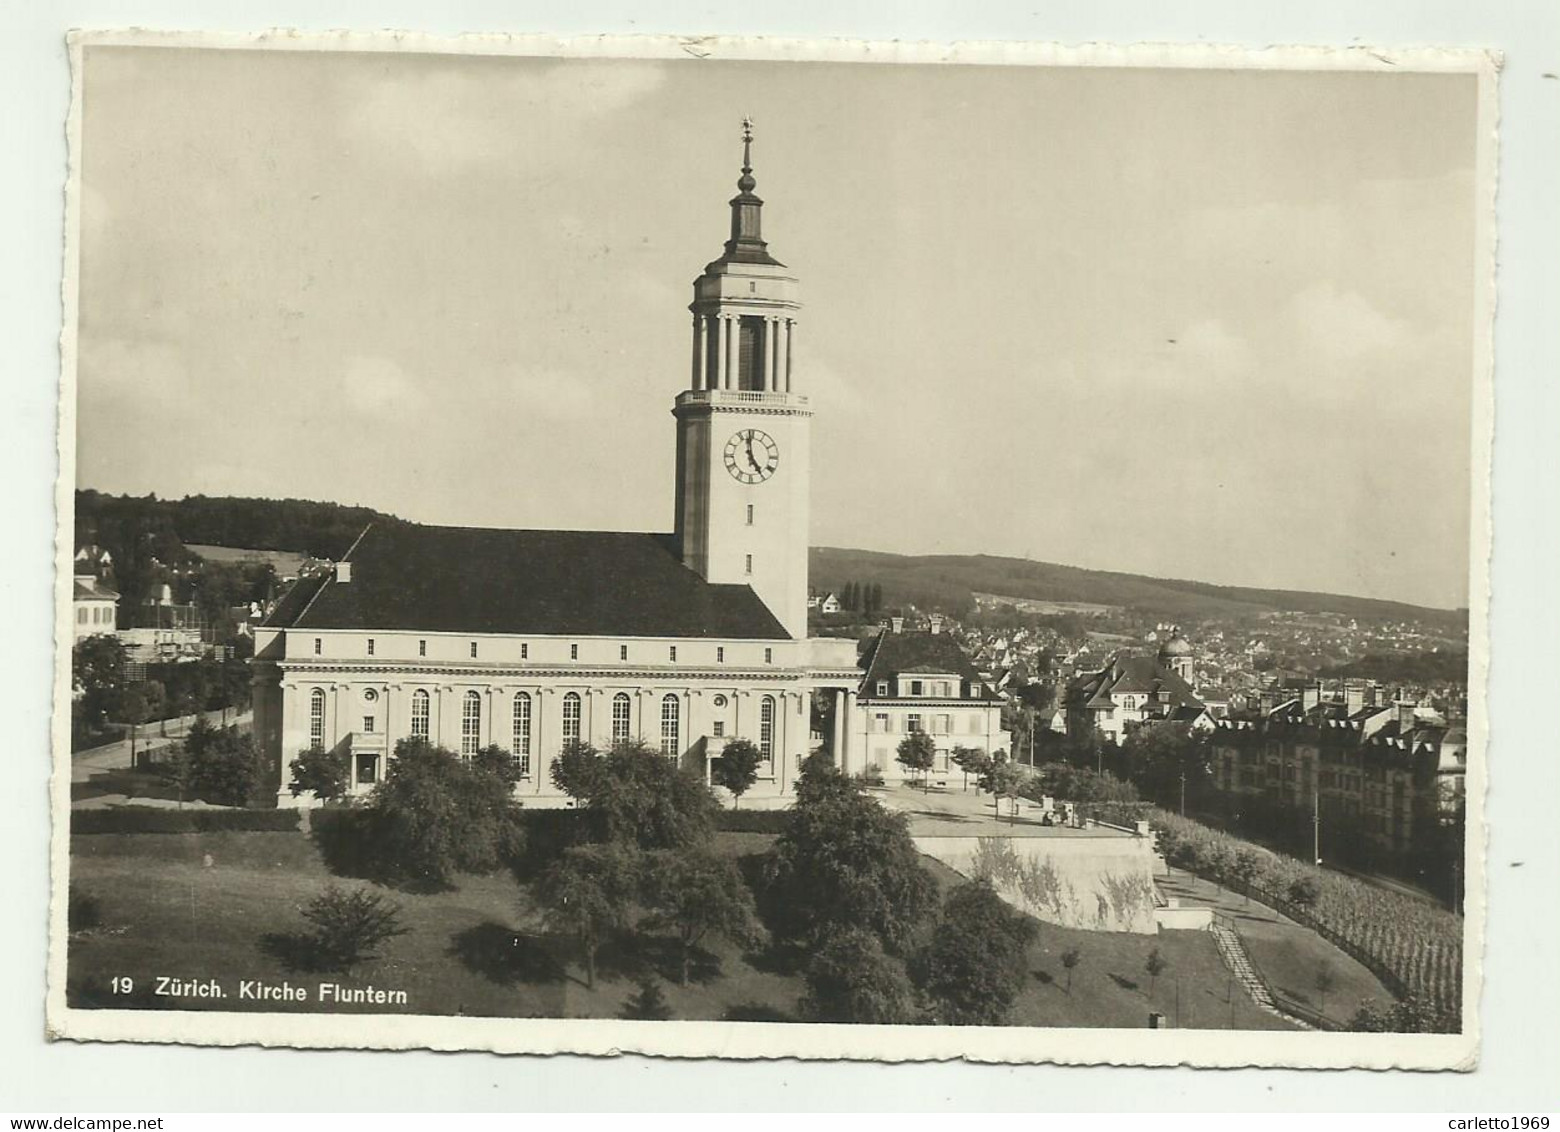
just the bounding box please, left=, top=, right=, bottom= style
left=738, top=116, right=757, bottom=192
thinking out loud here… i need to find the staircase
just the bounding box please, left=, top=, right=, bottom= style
left=1211, top=919, right=1314, bottom=1029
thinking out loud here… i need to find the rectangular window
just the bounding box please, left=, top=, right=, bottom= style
left=418, top=639, right=426, bottom=657
left=77, top=608, right=87, bottom=624
left=367, top=639, right=375, bottom=656
left=875, top=713, right=889, bottom=733
left=521, top=643, right=529, bottom=659
left=937, top=714, right=951, bottom=735
left=713, top=721, right=726, bottom=738
left=764, top=647, right=773, bottom=664
left=363, top=716, right=375, bottom=733
left=717, top=646, right=725, bottom=663
left=908, top=714, right=922, bottom=734
left=910, top=680, right=923, bottom=696
left=314, top=638, right=322, bottom=656
left=745, top=554, right=753, bottom=575
left=746, top=504, right=754, bottom=526
left=469, top=642, right=478, bottom=659
left=570, top=643, right=579, bottom=660
left=876, top=681, right=888, bottom=696
left=620, top=644, right=629, bottom=661
left=669, top=645, right=677, bottom=662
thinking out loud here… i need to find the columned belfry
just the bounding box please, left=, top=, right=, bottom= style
left=673, top=119, right=811, bottom=639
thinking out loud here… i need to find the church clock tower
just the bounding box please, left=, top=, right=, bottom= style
left=674, top=120, right=810, bottom=639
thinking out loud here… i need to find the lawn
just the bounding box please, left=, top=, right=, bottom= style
left=1155, top=871, right=1391, bottom=1027
left=69, top=829, right=1294, bottom=1029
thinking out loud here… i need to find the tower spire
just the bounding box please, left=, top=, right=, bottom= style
left=738, top=115, right=756, bottom=193
left=721, top=116, right=779, bottom=265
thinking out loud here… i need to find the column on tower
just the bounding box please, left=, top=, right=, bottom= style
left=783, top=319, right=795, bottom=392
left=691, top=314, right=706, bottom=390
left=712, top=315, right=727, bottom=390
left=724, top=314, right=739, bottom=390
left=766, top=316, right=780, bottom=392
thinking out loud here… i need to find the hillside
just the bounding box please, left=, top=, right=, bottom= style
left=73, top=491, right=1464, bottom=631
left=810, top=546, right=1467, bottom=630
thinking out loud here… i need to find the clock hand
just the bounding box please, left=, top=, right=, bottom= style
left=746, top=439, right=761, bottom=471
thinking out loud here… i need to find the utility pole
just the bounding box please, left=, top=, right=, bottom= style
left=1313, top=785, right=1322, bottom=866
left=1180, top=770, right=1187, bottom=816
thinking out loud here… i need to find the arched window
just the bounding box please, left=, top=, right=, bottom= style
left=461, top=691, right=481, bottom=758
left=760, top=696, right=776, bottom=762
left=612, top=692, right=632, bottom=742
left=512, top=692, right=532, bottom=776
left=660, top=694, right=680, bottom=757
left=562, top=692, right=581, bottom=743
left=410, top=689, right=430, bottom=739
left=309, top=688, right=327, bottom=748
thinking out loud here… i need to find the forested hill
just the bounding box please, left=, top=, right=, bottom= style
left=809, top=546, right=1467, bottom=631
left=72, top=491, right=1464, bottom=632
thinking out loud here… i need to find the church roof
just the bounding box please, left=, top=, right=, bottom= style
left=857, top=630, right=993, bottom=700
left=264, top=523, right=789, bottom=640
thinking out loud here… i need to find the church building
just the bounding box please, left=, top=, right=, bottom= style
left=251, top=124, right=1003, bottom=805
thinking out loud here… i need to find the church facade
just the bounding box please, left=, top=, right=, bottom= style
left=251, top=126, right=1004, bottom=806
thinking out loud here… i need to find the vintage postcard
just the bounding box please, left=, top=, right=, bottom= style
left=49, top=31, right=1495, bottom=1068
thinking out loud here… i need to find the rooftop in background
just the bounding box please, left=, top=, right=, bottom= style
left=264, top=523, right=790, bottom=641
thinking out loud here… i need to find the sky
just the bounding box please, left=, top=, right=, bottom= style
left=74, top=47, right=1479, bottom=609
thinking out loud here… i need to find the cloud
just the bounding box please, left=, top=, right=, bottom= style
left=1287, top=282, right=1414, bottom=366
left=344, top=59, right=668, bottom=170
left=339, top=355, right=428, bottom=417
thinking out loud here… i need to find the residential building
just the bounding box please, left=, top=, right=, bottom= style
left=72, top=575, right=119, bottom=641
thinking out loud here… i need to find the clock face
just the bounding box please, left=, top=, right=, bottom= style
left=723, top=428, right=780, bottom=484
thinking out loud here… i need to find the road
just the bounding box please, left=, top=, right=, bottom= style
left=71, top=710, right=253, bottom=784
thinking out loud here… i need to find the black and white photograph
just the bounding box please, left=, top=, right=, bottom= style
left=49, top=33, right=1493, bottom=1068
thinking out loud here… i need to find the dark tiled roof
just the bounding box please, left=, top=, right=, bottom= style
left=1067, top=654, right=1204, bottom=712
left=858, top=631, right=992, bottom=700
left=264, top=523, right=788, bottom=640
left=73, top=578, right=119, bottom=600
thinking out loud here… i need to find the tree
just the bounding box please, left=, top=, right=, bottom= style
left=367, top=738, right=526, bottom=889
left=1120, top=721, right=1209, bottom=807
left=621, top=976, right=673, bottom=1021
left=711, top=738, right=763, bottom=809
left=121, top=682, right=155, bottom=768
left=300, top=886, right=408, bottom=971
left=640, top=849, right=763, bottom=985
left=867, top=582, right=884, bottom=615
left=152, top=741, right=196, bottom=806
left=1229, top=847, right=1263, bottom=902
left=950, top=746, right=990, bottom=792
left=587, top=739, right=719, bottom=850
left=188, top=725, right=266, bottom=807
left=1286, top=875, right=1321, bottom=911
left=761, top=765, right=936, bottom=953
left=535, top=842, right=640, bottom=989
left=1060, top=946, right=1082, bottom=994
left=912, top=882, right=1038, bottom=1025
left=895, top=730, right=937, bottom=792
left=1145, top=946, right=1168, bottom=998
left=290, top=745, right=351, bottom=804
left=799, top=926, right=919, bottom=1025
left=550, top=739, right=603, bottom=805
left=472, top=744, right=522, bottom=786
left=1315, top=961, right=1336, bottom=1015
left=985, top=759, right=1026, bottom=823
left=72, top=635, right=127, bottom=735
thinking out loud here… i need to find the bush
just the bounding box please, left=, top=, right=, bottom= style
left=621, top=976, right=673, bottom=1021
left=71, top=808, right=301, bottom=835
left=799, top=926, right=919, bottom=1025
left=68, top=885, right=102, bottom=932
left=299, top=886, right=408, bottom=971
left=584, top=740, right=719, bottom=851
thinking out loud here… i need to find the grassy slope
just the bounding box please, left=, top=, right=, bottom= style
left=69, top=831, right=1296, bottom=1029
